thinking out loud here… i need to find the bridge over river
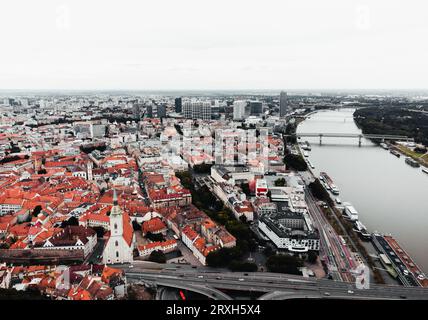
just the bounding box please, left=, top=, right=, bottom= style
left=288, top=133, right=413, bottom=146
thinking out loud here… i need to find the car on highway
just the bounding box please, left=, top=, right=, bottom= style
left=216, top=276, right=222, bottom=280
left=197, top=275, right=204, bottom=279
left=403, top=270, right=409, bottom=276
left=324, top=292, right=331, bottom=296
left=128, top=265, right=134, bottom=269
left=347, top=290, right=354, bottom=294
left=238, top=278, right=245, bottom=282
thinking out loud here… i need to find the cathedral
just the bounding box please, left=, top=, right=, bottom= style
left=102, top=190, right=135, bottom=264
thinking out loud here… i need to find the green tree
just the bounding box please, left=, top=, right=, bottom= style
left=283, top=154, right=308, bottom=171
left=145, top=232, right=165, bottom=242
left=307, top=251, right=318, bottom=264
left=240, top=182, right=251, bottom=197
left=32, top=205, right=43, bottom=217
left=206, top=247, right=242, bottom=268
left=148, top=250, right=167, bottom=263
left=308, top=179, right=330, bottom=203
left=193, top=163, right=213, bottom=174
left=274, top=178, right=286, bottom=186
left=266, top=254, right=303, bottom=275
left=132, top=220, right=142, bottom=231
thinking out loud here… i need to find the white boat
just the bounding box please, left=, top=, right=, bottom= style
left=343, top=204, right=359, bottom=221
left=422, top=167, right=428, bottom=174
left=320, top=172, right=339, bottom=195
left=335, top=197, right=342, bottom=204
left=353, top=221, right=371, bottom=239
left=380, top=143, right=388, bottom=150
left=303, top=151, right=309, bottom=157
left=405, top=157, right=420, bottom=168
left=330, top=185, right=340, bottom=195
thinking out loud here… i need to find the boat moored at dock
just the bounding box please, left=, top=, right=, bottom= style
left=342, top=203, right=359, bottom=221
left=353, top=220, right=371, bottom=240
left=320, top=172, right=340, bottom=195
left=390, top=149, right=401, bottom=158
left=371, top=233, right=427, bottom=287
left=405, top=157, right=420, bottom=168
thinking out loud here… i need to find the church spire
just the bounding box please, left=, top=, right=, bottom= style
left=113, top=189, right=118, bottom=206
left=111, top=189, right=122, bottom=216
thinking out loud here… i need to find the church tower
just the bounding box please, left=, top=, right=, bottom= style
left=110, top=189, right=123, bottom=237
left=102, top=189, right=134, bottom=264
left=87, top=161, right=93, bottom=181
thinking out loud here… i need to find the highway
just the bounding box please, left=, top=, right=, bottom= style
left=124, top=267, right=428, bottom=300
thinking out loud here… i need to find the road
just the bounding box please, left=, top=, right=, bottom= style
left=85, top=239, right=105, bottom=264
left=297, top=173, right=356, bottom=283
left=125, top=268, right=428, bottom=300
left=295, top=141, right=358, bottom=282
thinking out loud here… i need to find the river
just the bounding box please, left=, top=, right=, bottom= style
left=297, top=108, right=428, bottom=273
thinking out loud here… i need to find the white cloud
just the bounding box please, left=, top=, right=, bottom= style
left=0, top=0, right=427, bottom=90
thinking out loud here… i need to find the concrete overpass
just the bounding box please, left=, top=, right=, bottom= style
left=139, top=279, right=233, bottom=300
left=289, top=133, right=413, bottom=146
left=124, top=267, right=428, bottom=300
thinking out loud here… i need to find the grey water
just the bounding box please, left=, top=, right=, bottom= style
left=297, top=108, right=428, bottom=273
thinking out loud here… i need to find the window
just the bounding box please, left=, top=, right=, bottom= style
left=116, top=251, right=119, bottom=258
left=114, top=223, right=118, bottom=230
left=115, top=240, right=118, bottom=247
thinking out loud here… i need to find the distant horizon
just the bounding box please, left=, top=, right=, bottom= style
left=2, top=88, right=428, bottom=96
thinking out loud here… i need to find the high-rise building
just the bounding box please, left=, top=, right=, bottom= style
left=183, top=101, right=212, bottom=120
left=201, top=102, right=211, bottom=120
left=146, top=105, right=153, bottom=118
left=249, top=101, right=263, bottom=115
left=157, top=104, right=167, bottom=118
left=175, top=97, right=182, bottom=113
left=133, top=104, right=141, bottom=120
left=280, top=91, right=288, bottom=117
left=183, top=101, right=192, bottom=119
left=233, top=100, right=246, bottom=120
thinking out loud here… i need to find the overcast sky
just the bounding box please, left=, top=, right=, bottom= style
left=0, top=0, right=427, bottom=91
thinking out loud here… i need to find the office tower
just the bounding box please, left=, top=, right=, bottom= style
left=133, top=104, right=141, bottom=120
left=183, top=101, right=212, bottom=120
left=183, top=101, right=192, bottom=119
left=157, top=104, right=167, bottom=118
left=201, top=102, right=212, bottom=120
left=233, top=100, right=246, bottom=120
left=175, top=97, right=182, bottom=113
left=146, top=105, right=153, bottom=118
left=249, top=101, right=263, bottom=115
left=280, top=91, right=288, bottom=117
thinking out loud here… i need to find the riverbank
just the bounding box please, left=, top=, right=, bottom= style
left=296, top=108, right=428, bottom=273
left=353, top=106, right=428, bottom=146
left=392, top=144, right=428, bottom=167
